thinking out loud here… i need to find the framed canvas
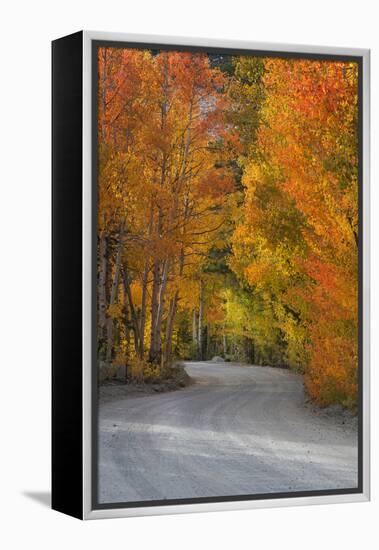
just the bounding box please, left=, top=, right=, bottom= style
left=52, top=31, right=370, bottom=520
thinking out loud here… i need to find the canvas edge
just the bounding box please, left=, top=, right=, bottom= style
left=361, top=48, right=370, bottom=503
left=82, top=29, right=92, bottom=521
left=82, top=31, right=370, bottom=520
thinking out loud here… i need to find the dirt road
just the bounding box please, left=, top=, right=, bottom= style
left=98, top=362, right=358, bottom=503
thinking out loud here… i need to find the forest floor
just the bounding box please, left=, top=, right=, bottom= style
left=99, top=363, right=192, bottom=403
left=98, top=361, right=358, bottom=503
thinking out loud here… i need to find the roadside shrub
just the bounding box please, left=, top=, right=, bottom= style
left=128, top=357, right=164, bottom=384
left=129, top=357, right=148, bottom=382
left=143, top=362, right=163, bottom=383
left=127, top=357, right=191, bottom=386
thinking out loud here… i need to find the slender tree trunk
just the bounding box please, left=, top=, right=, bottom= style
left=206, top=326, right=210, bottom=360
left=149, top=259, right=170, bottom=364
left=122, top=265, right=141, bottom=356
left=138, top=264, right=148, bottom=358
left=163, top=291, right=179, bottom=366
left=149, top=57, right=170, bottom=365
left=198, top=279, right=204, bottom=360
left=122, top=281, right=131, bottom=381
left=203, top=326, right=209, bottom=360
left=192, top=309, right=198, bottom=347
left=98, top=231, right=107, bottom=345
left=138, top=201, right=154, bottom=359
left=156, top=260, right=170, bottom=328
left=251, top=340, right=255, bottom=364
left=105, top=226, right=124, bottom=364
left=149, top=259, right=161, bottom=363
left=223, top=333, right=227, bottom=357
left=163, top=242, right=186, bottom=366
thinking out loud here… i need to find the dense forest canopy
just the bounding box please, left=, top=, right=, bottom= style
left=97, top=47, right=359, bottom=408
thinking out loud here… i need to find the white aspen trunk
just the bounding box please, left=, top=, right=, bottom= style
left=163, top=291, right=178, bottom=366
left=149, top=259, right=161, bottom=363
left=122, top=281, right=130, bottom=364
left=149, top=61, right=169, bottom=364
left=192, top=309, right=198, bottom=345
left=150, top=259, right=170, bottom=364
left=139, top=202, right=153, bottom=358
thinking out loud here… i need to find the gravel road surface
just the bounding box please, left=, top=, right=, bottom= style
left=98, top=362, right=358, bottom=503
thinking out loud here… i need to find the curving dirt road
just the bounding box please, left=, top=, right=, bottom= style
left=98, top=362, right=358, bottom=503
